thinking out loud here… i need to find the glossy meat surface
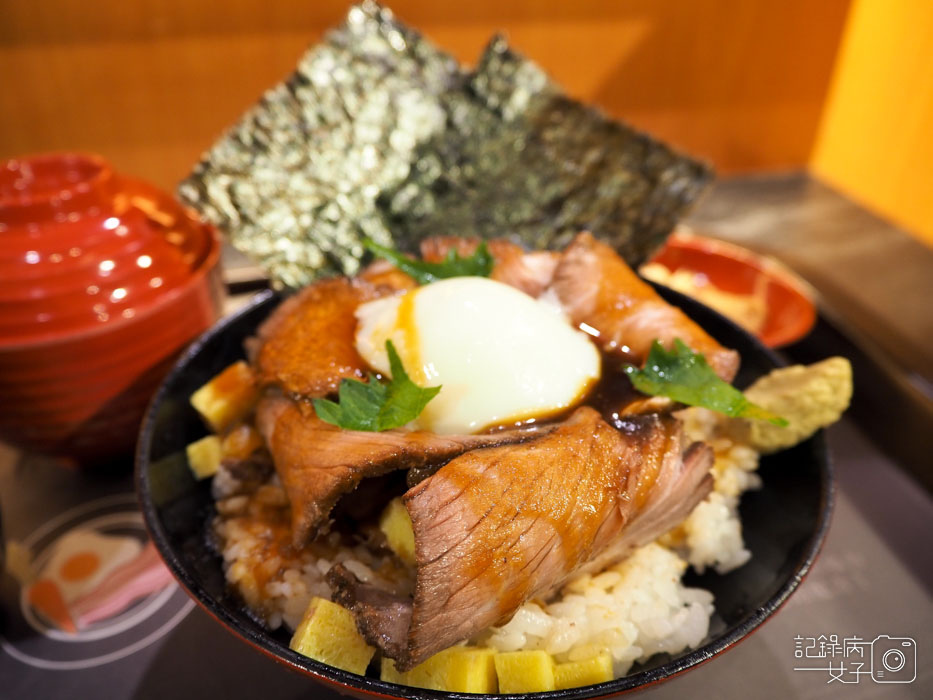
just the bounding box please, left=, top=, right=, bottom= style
left=420, top=236, right=559, bottom=298
left=551, top=232, right=739, bottom=381
left=333, top=406, right=713, bottom=669
left=256, top=396, right=554, bottom=545
left=254, top=277, right=404, bottom=398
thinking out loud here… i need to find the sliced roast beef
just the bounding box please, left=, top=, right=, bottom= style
left=256, top=396, right=556, bottom=546
left=254, top=276, right=409, bottom=398
left=327, top=563, right=413, bottom=661
left=358, top=259, right=418, bottom=292
left=332, top=406, right=712, bottom=670
left=551, top=232, right=739, bottom=382
left=420, top=236, right=559, bottom=298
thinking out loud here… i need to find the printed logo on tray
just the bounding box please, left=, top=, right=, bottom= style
left=0, top=494, right=193, bottom=670
left=793, top=634, right=918, bottom=684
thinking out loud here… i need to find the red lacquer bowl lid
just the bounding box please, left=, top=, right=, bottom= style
left=648, top=229, right=817, bottom=348
left=0, top=153, right=215, bottom=347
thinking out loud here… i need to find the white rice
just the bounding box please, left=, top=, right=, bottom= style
left=477, top=544, right=714, bottom=676
left=475, top=407, right=760, bottom=672
left=212, top=475, right=408, bottom=631
left=213, top=405, right=762, bottom=676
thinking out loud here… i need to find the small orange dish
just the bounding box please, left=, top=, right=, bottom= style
left=647, top=229, right=817, bottom=348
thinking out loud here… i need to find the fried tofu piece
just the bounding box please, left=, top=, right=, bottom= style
left=289, top=597, right=375, bottom=675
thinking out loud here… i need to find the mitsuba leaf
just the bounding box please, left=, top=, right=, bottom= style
left=624, top=339, right=788, bottom=425
left=313, top=341, right=441, bottom=431
left=364, top=238, right=494, bottom=284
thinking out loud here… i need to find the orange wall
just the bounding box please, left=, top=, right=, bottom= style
left=810, top=0, right=933, bottom=247
left=0, top=0, right=849, bottom=191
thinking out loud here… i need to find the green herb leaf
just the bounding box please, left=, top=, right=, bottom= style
left=624, top=339, right=788, bottom=425
left=312, top=341, right=442, bottom=431
left=364, top=238, right=494, bottom=284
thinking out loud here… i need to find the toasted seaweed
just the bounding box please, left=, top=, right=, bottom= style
left=178, top=2, right=462, bottom=288
left=179, top=2, right=712, bottom=287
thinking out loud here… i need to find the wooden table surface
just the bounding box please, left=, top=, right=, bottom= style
left=686, top=173, right=933, bottom=385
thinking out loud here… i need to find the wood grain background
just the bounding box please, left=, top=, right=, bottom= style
left=1, top=0, right=850, bottom=191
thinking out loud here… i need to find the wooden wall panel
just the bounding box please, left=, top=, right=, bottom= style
left=1, top=0, right=849, bottom=191
left=811, top=0, right=933, bottom=247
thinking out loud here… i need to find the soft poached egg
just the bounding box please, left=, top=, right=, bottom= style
left=355, top=277, right=600, bottom=434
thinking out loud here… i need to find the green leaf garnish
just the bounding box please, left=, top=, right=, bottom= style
left=364, top=238, right=494, bottom=285
left=312, top=340, right=442, bottom=431
left=624, top=339, right=788, bottom=425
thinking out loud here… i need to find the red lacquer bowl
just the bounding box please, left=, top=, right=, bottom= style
left=648, top=229, right=817, bottom=348
left=0, top=153, right=224, bottom=464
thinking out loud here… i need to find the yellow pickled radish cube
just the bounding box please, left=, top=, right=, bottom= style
left=494, top=650, right=556, bottom=693
left=379, top=498, right=416, bottom=565
left=289, top=597, right=375, bottom=675
left=189, top=361, right=258, bottom=433
left=382, top=647, right=498, bottom=693
left=185, top=434, right=222, bottom=479
left=381, top=657, right=406, bottom=685
left=423, top=647, right=497, bottom=693
left=554, top=652, right=613, bottom=689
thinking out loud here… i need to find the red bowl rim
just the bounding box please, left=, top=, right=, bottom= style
left=0, top=151, right=111, bottom=210
left=653, top=228, right=817, bottom=348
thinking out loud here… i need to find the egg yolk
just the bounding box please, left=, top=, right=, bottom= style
left=60, top=551, right=101, bottom=582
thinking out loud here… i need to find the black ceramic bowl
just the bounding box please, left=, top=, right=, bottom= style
left=136, top=286, right=832, bottom=699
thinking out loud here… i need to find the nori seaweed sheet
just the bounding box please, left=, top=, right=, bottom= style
left=178, top=2, right=462, bottom=287
left=179, top=1, right=713, bottom=287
